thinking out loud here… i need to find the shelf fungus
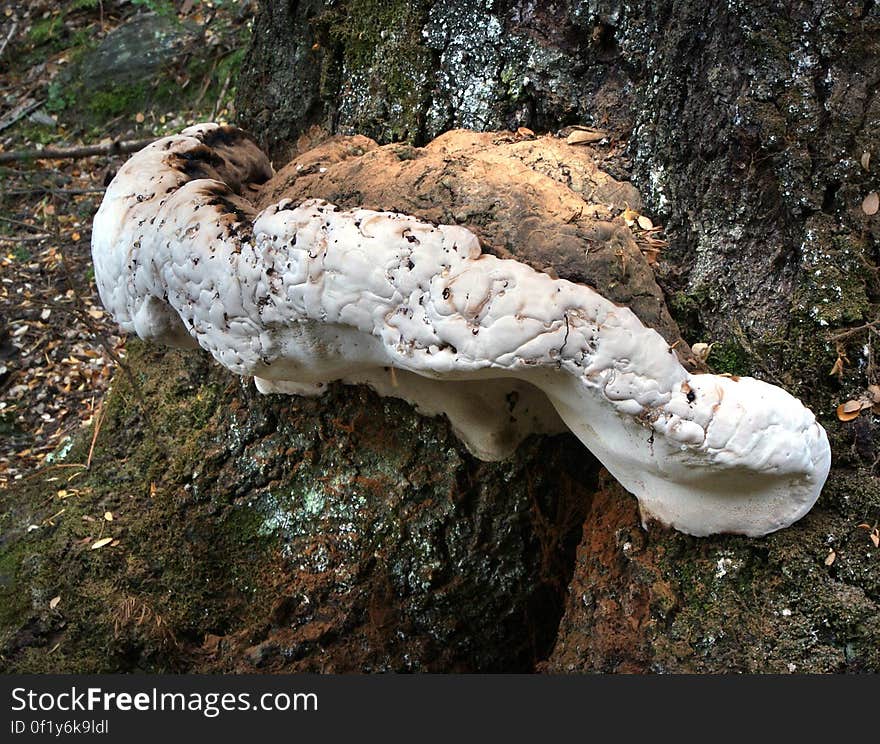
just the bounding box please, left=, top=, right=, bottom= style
left=92, top=124, right=831, bottom=537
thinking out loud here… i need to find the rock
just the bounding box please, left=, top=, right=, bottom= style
left=80, top=13, right=196, bottom=91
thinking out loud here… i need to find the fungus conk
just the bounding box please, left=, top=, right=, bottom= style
left=92, top=124, right=831, bottom=537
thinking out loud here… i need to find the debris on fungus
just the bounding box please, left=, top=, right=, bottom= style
left=92, top=124, right=832, bottom=537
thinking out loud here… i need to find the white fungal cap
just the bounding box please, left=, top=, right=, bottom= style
left=92, top=124, right=832, bottom=537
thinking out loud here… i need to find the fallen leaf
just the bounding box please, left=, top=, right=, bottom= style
left=836, top=401, right=862, bottom=421
left=49, top=595, right=61, bottom=610
left=621, top=207, right=639, bottom=227
left=824, top=550, right=836, bottom=566
left=863, top=191, right=879, bottom=216
left=516, top=126, right=535, bottom=138
left=868, top=384, right=880, bottom=403
left=637, top=215, right=654, bottom=230
left=829, top=357, right=844, bottom=378
left=135, top=112, right=145, bottom=124
left=566, top=128, right=607, bottom=145
left=871, top=529, right=880, bottom=548
left=90, top=537, right=113, bottom=550
left=861, top=152, right=871, bottom=171
left=691, top=342, right=714, bottom=363
left=104, top=511, right=113, bottom=521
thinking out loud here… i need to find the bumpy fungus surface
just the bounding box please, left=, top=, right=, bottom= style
left=92, top=124, right=831, bottom=537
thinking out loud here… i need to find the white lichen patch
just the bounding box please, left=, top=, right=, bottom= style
left=92, top=124, right=833, bottom=537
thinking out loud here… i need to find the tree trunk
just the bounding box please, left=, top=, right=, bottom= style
left=2, top=1, right=878, bottom=673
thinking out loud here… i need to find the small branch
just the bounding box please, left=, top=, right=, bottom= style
left=0, top=214, right=52, bottom=233
left=0, top=137, right=156, bottom=165
left=0, top=233, right=51, bottom=242
left=211, top=70, right=233, bottom=121
left=829, top=320, right=880, bottom=342
left=0, top=99, right=46, bottom=134
left=0, top=21, right=18, bottom=61
left=0, top=186, right=106, bottom=197
left=86, top=400, right=104, bottom=470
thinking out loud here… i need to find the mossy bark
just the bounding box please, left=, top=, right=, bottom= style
left=236, top=0, right=880, bottom=672
left=0, top=341, right=593, bottom=672
left=233, top=0, right=880, bottom=671
left=3, top=0, right=879, bottom=673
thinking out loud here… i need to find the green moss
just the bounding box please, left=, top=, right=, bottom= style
left=0, top=539, right=33, bottom=636
left=794, top=221, right=872, bottom=328
left=318, top=0, right=433, bottom=143
left=709, top=340, right=752, bottom=376
left=88, top=83, right=149, bottom=118
left=668, top=287, right=711, bottom=341
left=28, top=16, right=63, bottom=46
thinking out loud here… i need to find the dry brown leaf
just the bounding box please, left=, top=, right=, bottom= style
left=90, top=537, right=113, bottom=550
left=135, top=112, right=145, bottom=124
left=871, top=529, right=880, bottom=548
left=637, top=215, right=654, bottom=230
left=516, top=126, right=535, bottom=138
left=863, top=191, right=880, bottom=216
left=836, top=402, right=862, bottom=421
left=825, top=550, right=836, bottom=566
left=868, top=384, right=880, bottom=403
left=104, top=511, right=113, bottom=521
left=566, top=128, right=607, bottom=145
left=49, top=595, right=61, bottom=610
left=829, top=357, right=844, bottom=378
left=861, top=152, right=871, bottom=171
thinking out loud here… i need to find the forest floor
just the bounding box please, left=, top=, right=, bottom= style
left=0, top=0, right=254, bottom=487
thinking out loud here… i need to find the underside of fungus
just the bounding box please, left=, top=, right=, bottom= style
left=92, top=124, right=831, bottom=537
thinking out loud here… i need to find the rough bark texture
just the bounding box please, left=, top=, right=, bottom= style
left=234, top=0, right=880, bottom=671
left=2, top=0, right=879, bottom=673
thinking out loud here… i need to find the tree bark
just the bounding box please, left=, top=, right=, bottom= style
left=236, top=0, right=880, bottom=672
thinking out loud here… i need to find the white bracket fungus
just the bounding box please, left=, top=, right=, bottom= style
left=92, top=124, right=831, bottom=537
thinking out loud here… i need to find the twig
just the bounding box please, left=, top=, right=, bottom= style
left=86, top=400, right=104, bottom=470
left=211, top=70, right=233, bottom=121
left=0, top=233, right=51, bottom=242
left=0, top=187, right=105, bottom=197
left=0, top=21, right=18, bottom=61
left=0, top=137, right=156, bottom=165
left=0, top=99, right=45, bottom=134
left=0, top=214, right=51, bottom=233
left=829, top=320, right=880, bottom=342
left=194, top=58, right=219, bottom=109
